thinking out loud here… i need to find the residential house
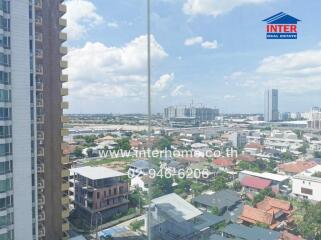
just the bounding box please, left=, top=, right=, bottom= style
left=244, top=143, right=263, bottom=155
left=193, top=190, right=243, bottom=222
left=128, top=160, right=156, bottom=178
left=292, top=165, right=321, bottom=201
left=213, top=157, right=235, bottom=171
left=147, top=193, right=225, bottom=240
left=278, top=160, right=317, bottom=176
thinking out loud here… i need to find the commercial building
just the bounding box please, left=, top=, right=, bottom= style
left=164, top=105, right=219, bottom=127
left=307, top=107, right=321, bottom=129
left=292, top=165, right=321, bottom=201
left=264, top=89, right=279, bottom=122
left=72, top=166, right=129, bottom=224
left=1, top=0, right=69, bottom=239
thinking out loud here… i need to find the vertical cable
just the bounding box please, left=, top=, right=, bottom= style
left=147, top=0, right=152, bottom=240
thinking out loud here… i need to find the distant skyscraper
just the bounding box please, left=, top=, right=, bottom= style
left=2, top=1, right=70, bottom=239
left=264, top=89, right=279, bottom=122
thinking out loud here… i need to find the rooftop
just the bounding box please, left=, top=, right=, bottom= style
left=223, top=223, right=281, bottom=240
left=240, top=205, right=274, bottom=226
left=241, top=170, right=289, bottom=182
left=71, top=166, right=126, bottom=180
left=193, top=189, right=240, bottom=210
left=256, top=196, right=292, bottom=214
left=278, top=160, right=317, bottom=174
left=240, top=175, right=272, bottom=190
left=151, top=193, right=202, bottom=222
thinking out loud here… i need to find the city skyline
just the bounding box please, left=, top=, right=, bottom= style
left=65, top=0, right=321, bottom=114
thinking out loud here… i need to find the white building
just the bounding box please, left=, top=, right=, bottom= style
left=292, top=165, right=321, bottom=201
left=264, top=137, right=303, bottom=152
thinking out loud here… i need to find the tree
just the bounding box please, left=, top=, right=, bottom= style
left=298, top=143, right=309, bottom=154
left=252, top=189, right=275, bottom=206
left=154, top=136, right=172, bottom=150
left=314, top=151, right=321, bottom=158
left=86, top=148, right=94, bottom=157
left=130, top=220, right=144, bottom=232
left=211, top=206, right=220, bottom=215
left=151, top=177, right=173, bottom=198
left=73, top=146, right=83, bottom=158
left=297, top=202, right=321, bottom=239
left=83, top=135, right=97, bottom=146
left=211, top=176, right=227, bottom=192
left=116, top=137, right=131, bottom=150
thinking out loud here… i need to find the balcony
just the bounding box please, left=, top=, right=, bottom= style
left=37, top=98, right=44, bottom=107
left=37, top=115, right=44, bottom=123
left=61, top=169, right=70, bottom=178
left=38, top=224, right=45, bottom=237
left=38, top=211, right=45, bottom=222
left=38, top=179, right=45, bottom=189
left=60, top=60, right=68, bottom=69
left=60, top=74, right=68, bottom=82
left=61, top=116, right=69, bottom=123
left=59, top=4, right=67, bottom=14
left=36, top=65, right=43, bottom=75
left=61, top=194, right=69, bottom=204
left=59, top=32, right=67, bottom=41
left=61, top=101, right=69, bottom=109
left=35, top=15, right=43, bottom=26
left=35, top=0, right=42, bottom=9
left=36, top=82, right=43, bottom=91
left=62, top=221, right=69, bottom=232
left=61, top=128, right=69, bottom=136
left=37, top=147, right=45, bottom=156
left=35, top=32, right=43, bottom=42
left=36, top=49, right=43, bottom=59
left=37, top=163, right=44, bottom=173
left=61, top=155, right=69, bottom=164
left=59, top=18, right=67, bottom=28
left=60, top=46, right=68, bottom=55
left=62, top=207, right=69, bottom=218
left=37, top=131, right=44, bottom=140
left=38, top=195, right=45, bottom=205
left=61, top=88, right=68, bottom=96
left=61, top=181, right=69, bottom=192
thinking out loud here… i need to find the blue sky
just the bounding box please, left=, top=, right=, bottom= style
left=65, top=0, right=321, bottom=114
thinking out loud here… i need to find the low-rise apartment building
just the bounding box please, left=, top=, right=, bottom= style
left=71, top=166, right=129, bottom=224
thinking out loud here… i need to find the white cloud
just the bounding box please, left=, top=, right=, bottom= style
left=183, top=0, right=272, bottom=17
left=171, top=85, right=192, bottom=96
left=153, top=73, right=174, bottom=92
left=185, top=36, right=219, bottom=49
left=107, top=21, right=119, bottom=28
left=225, top=48, right=321, bottom=93
left=184, top=36, right=203, bottom=46
left=65, top=0, right=103, bottom=40
left=223, top=94, right=236, bottom=100
left=201, top=40, right=218, bottom=49
left=67, top=35, right=168, bottom=99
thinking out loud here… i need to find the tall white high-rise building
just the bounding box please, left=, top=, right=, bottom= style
left=264, top=89, right=279, bottom=122
left=2, top=0, right=70, bottom=239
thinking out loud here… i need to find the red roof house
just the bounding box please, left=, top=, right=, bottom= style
left=240, top=175, right=272, bottom=190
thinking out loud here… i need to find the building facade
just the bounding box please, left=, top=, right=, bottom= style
left=264, top=89, right=279, bottom=122
left=0, top=0, right=70, bottom=239
left=72, top=167, right=129, bottom=225
left=164, top=105, right=219, bottom=127
left=307, top=107, right=321, bottom=129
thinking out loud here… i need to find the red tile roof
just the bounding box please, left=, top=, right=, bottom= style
left=278, top=161, right=317, bottom=174
left=240, top=175, right=271, bottom=190
left=237, top=154, right=256, bottom=162
left=240, top=205, right=274, bottom=226
left=213, top=157, right=235, bottom=167
left=245, top=143, right=263, bottom=149
left=256, top=197, right=292, bottom=215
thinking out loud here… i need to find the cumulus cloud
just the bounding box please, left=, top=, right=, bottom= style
left=185, top=36, right=218, bottom=49
left=183, top=0, right=272, bottom=17
left=225, top=48, right=321, bottom=93
left=201, top=40, right=218, bottom=49
left=107, top=21, right=119, bottom=28
left=184, top=36, right=203, bottom=46
left=171, top=85, right=192, bottom=96
left=153, top=73, right=174, bottom=92
left=67, top=35, right=168, bottom=99
left=65, top=0, right=103, bottom=40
